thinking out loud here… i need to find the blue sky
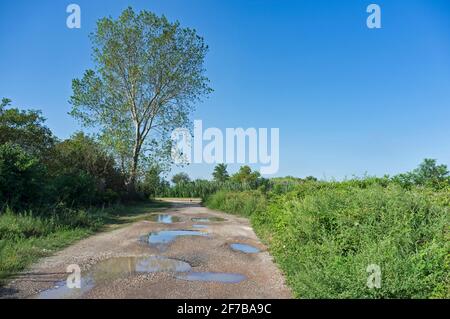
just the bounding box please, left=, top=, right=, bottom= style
left=1, top=0, right=450, bottom=180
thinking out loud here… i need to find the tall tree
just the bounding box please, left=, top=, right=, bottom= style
left=231, top=165, right=261, bottom=184
left=212, top=163, right=229, bottom=182
left=70, top=8, right=211, bottom=192
left=171, top=172, right=190, bottom=185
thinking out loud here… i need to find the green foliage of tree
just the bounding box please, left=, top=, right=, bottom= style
left=48, top=132, right=125, bottom=205
left=212, top=163, right=229, bottom=182
left=231, top=165, right=261, bottom=184
left=70, top=7, right=212, bottom=192
left=0, top=98, right=55, bottom=160
left=0, top=143, right=46, bottom=210
left=393, top=159, right=449, bottom=189
left=171, top=172, right=191, bottom=185
left=140, top=165, right=166, bottom=198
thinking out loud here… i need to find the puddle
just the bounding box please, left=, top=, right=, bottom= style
left=176, top=272, right=246, bottom=284
left=191, top=217, right=226, bottom=223
left=35, top=256, right=191, bottom=299
left=93, top=256, right=192, bottom=275
left=35, top=277, right=94, bottom=299
left=230, top=243, right=260, bottom=254
left=147, top=214, right=180, bottom=224
left=147, top=230, right=207, bottom=251
left=192, top=224, right=208, bottom=229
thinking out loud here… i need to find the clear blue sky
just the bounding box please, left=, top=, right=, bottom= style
left=1, top=0, right=450, bottom=180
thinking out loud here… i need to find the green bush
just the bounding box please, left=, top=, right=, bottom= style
left=0, top=143, right=46, bottom=210
left=206, top=184, right=449, bottom=299
left=47, top=132, right=126, bottom=206
left=206, top=190, right=267, bottom=217
left=50, top=172, right=98, bottom=207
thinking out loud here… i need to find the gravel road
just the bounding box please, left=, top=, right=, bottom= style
left=0, top=200, right=292, bottom=299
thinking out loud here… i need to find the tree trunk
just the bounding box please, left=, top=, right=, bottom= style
left=127, top=123, right=141, bottom=195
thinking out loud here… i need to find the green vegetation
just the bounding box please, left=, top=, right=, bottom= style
left=205, top=162, right=449, bottom=299
left=171, top=172, right=191, bottom=185
left=155, top=166, right=270, bottom=198
left=212, top=163, right=230, bottom=182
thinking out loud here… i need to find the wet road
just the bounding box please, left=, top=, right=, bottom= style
left=0, top=200, right=292, bottom=299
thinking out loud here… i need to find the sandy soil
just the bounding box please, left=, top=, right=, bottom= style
left=0, top=201, right=292, bottom=299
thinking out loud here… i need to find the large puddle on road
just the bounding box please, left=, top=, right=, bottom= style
left=147, top=230, right=207, bottom=251
left=147, top=214, right=181, bottom=224
left=35, top=256, right=191, bottom=299
left=191, top=217, right=226, bottom=223
left=175, top=272, right=246, bottom=284
left=230, top=243, right=260, bottom=254
left=192, top=224, right=208, bottom=229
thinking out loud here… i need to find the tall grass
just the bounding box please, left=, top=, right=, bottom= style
left=0, top=209, right=97, bottom=282
left=205, top=183, right=449, bottom=299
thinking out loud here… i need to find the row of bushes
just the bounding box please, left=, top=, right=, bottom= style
left=205, top=181, right=449, bottom=299
left=156, top=179, right=270, bottom=199
left=0, top=99, right=131, bottom=212
left=156, top=158, right=450, bottom=201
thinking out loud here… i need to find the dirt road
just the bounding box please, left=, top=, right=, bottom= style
left=0, top=200, right=291, bottom=299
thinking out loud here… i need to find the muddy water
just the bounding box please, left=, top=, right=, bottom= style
left=36, top=256, right=191, bottom=299
left=230, top=243, right=260, bottom=254
left=191, top=217, right=226, bottom=223
left=176, top=272, right=246, bottom=283
left=147, top=214, right=181, bottom=224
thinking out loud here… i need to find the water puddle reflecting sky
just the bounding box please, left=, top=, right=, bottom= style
left=35, top=256, right=191, bottom=299
left=191, top=217, right=226, bottom=223
left=230, top=243, right=260, bottom=254
left=147, top=214, right=181, bottom=224
left=176, top=272, right=246, bottom=284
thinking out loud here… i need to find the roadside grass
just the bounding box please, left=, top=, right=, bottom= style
left=205, top=184, right=449, bottom=299
left=0, top=200, right=171, bottom=284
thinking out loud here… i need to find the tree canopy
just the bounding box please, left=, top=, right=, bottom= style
left=212, top=163, right=229, bottom=182
left=231, top=165, right=261, bottom=184
left=70, top=7, right=212, bottom=192
left=0, top=98, right=55, bottom=159
left=171, top=172, right=191, bottom=185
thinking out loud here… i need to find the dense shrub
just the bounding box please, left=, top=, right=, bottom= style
left=206, top=190, right=267, bottom=217
left=206, top=184, right=449, bottom=299
left=0, top=143, right=46, bottom=210
left=47, top=132, right=125, bottom=205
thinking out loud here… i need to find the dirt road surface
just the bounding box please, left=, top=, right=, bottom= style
left=0, top=200, right=292, bottom=299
